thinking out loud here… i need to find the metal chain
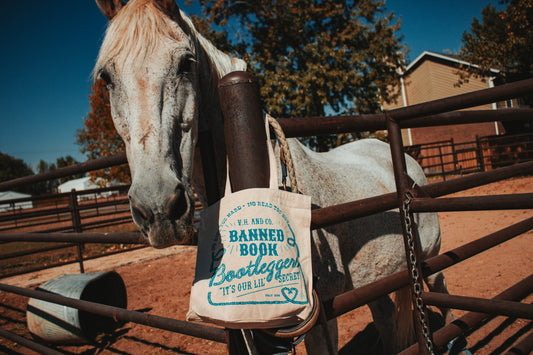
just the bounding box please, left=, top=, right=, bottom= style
left=402, top=192, right=435, bottom=355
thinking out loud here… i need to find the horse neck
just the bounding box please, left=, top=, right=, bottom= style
left=188, top=21, right=246, bottom=204
left=194, top=44, right=228, bottom=205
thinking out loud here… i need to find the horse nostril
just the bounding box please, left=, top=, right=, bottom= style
left=165, top=185, right=189, bottom=220
left=131, top=202, right=154, bottom=225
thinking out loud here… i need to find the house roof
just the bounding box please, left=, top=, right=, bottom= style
left=405, top=51, right=500, bottom=75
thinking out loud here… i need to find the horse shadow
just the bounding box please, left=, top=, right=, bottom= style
left=339, top=309, right=446, bottom=355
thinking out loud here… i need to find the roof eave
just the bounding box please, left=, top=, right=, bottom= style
left=405, top=51, right=500, bottom=75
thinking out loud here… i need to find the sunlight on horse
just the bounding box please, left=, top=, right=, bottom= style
left=94, top=0, right=450, bottom=353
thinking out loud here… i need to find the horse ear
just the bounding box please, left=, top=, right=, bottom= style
left=95, top=0, right=126, bottom=20
left=153, top=0, right=182, bottom=21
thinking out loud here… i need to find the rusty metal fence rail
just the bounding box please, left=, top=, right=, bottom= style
left=0, top=184, right=138, bottom=279
left=0, top=185, right=131, bottom=233
left=0, top=76, right=533, bottom=354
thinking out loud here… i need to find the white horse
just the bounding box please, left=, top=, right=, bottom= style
left=94, top=0, right=449, bottom=353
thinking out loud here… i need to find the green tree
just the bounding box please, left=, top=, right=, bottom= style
left=76, top=78, right=131, bottom=184
left=35, top=160, right=58, bottom=194
left=196, top=0, right=407, bottom=151
left=458, top=0, right=533, bottom=132
left=31, top=156, right=84, bottom=194
left=0, top=151, right=35, bottom=194
left=55, top=155, right=84, bottom=184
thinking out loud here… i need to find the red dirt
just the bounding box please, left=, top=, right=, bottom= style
left=1, top=176, right=532, bottom=354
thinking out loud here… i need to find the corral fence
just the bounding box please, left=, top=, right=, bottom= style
left=0, top=182, right=204, bottom=279
left=0, top=184, right=138, bottom=279
left=0, top=184, right=131, bottom=234
left=0, top=75, right=532, bottom=354
left=405, top=132, right=533, bottom=179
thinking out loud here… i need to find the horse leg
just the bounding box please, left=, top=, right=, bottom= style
left=304, top=317, right=338, bottom=355
left=425, top=271, right=452, bottom=324
left=368, top=295, right=398, bottom=354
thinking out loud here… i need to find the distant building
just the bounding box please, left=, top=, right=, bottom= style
left=58, top=177, right=112, bottom=201
left=0, top=191, right=33, bottom=212
left=382, top=51, right=507, bottom=146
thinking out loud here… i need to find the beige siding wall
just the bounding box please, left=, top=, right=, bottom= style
left=382, top=57, right=501, bottom=145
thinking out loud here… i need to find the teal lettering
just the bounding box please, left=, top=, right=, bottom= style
left=249, top=229, right=258, bottom=241
left=259, top=243, right=267, bottom=256
left=249, top=243, right=257, bottom=256
left=259, top=229, right=268, bottom=241
left=239, top=229, right=248, bottom=242
left=268, top=243, right=278, bottom=256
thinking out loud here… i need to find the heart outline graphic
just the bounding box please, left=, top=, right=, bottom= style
left=281, top=287, right=298, bottom=303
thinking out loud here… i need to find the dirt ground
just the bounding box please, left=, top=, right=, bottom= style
left=1, top=176, right=532, bottom=354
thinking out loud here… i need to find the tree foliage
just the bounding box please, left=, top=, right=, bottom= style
left=76, top=78, right=131, bottom=184
left=196, top=0, right=407, bottom=151
left=0, top=151, right=35, bottom=194
left=459, top=0, right=533, bottom=122
left=0, top=152, right=83, bottom=195
left=35, top=156, right=84, bottom=193
left=460, top=0, right=532, bottom=83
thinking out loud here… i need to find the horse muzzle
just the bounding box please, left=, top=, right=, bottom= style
left=129, top=183, right=196, bottom=248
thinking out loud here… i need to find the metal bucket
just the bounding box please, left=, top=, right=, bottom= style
left=26, top=271, right=127, bottom=344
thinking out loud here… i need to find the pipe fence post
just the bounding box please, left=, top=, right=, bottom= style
left=386, top=114, right=434, bottom=354
left=218, top=71, right=269, bottom=355
left=69, top=189, right=85, bottom=273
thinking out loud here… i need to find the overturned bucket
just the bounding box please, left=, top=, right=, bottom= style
left=27, top=271, right=127, bottom=344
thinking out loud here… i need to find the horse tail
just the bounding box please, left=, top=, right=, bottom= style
left=395, top=286, right=414, bottom=350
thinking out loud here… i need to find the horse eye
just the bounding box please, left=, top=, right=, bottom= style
left=178, top=56, right=196, bottom=75
left=99, top=70, right=114, bottom=89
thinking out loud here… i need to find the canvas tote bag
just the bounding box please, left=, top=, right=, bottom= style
left=187, top=121, right=313, bottom=329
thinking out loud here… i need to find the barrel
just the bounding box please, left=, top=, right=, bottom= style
left=26, top=271, right=127, bottom=343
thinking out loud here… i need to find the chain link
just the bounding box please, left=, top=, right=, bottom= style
left=402, top=192, right=435, bottom=355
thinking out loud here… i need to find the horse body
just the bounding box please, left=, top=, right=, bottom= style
left=94, top=1, right=448, bottom=352
left=285, top=138, right=441, bottom=297
left=282, top=137, right=444, bottom=352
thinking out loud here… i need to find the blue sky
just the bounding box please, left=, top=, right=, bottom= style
left=0, top=0, right=502, bottom=170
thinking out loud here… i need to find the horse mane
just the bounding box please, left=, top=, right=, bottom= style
left=94, top=0, right=245, bottom=79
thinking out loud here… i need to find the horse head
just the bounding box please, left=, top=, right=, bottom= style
left=94, top=0, right=245, bottom=247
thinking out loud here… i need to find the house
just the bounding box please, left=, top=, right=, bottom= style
left=382, top=51, right=506, bottom=146
left=0, top=191, right=33, bottom=212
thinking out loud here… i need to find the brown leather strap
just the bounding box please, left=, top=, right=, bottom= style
left=261, top=290, right=321, bottom=339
